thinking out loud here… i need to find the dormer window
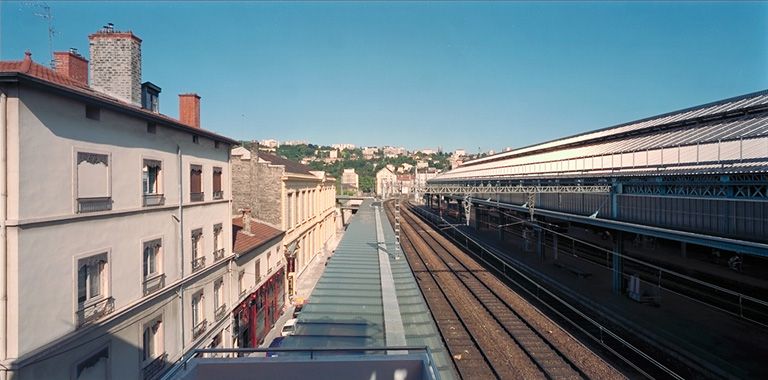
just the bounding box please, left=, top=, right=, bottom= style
left=141, top=82, right=161, bottom=113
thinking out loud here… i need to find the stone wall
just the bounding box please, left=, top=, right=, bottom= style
left=231, top=148, right=284, bottom=227
left=89, top=32, right=142, bottom=105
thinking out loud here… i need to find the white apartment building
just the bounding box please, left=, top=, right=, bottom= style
left=0, top=27, right=237, bottom=380
left=376, top=167, right=398, bottom=198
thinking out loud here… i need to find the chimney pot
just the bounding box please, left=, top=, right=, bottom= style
left=179, top=93, right=201, bottom=128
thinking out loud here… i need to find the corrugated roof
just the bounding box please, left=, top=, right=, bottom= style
left=457, top=89, right=768, bottom=170
left=232, top=217, right=284, bottom=254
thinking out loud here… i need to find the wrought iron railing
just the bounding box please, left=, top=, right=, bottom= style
left=77, top=197, right=113, bottom=213
left=190, top=192, right=204, bottom=202
left=143, top=274, right=166, bottom=296
left=192, top=257, right=206, bottom=272
left=76, top=297, right=115, bottom=327
left=213, top=191, right=223, bottom=200
left=215, top=304, right=227, bottom=321
left=143, top=194, right=165, bottom=207
left=143, top=352, right=168, bottom=380
left=213, top=248, right=225, bottom=261
left=192, top=319, right=208, bottom=339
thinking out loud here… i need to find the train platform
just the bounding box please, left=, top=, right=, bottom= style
left=422, top=206, right=768, bottom=378
left=277, top=199, right=456, bottom=379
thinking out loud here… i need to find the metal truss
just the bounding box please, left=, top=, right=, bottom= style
left=424, top=184, right=611, bottom=195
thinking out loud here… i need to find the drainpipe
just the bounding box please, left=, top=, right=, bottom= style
left=1, top=91, right=8, bottom=376
left=177, top=145, right=186, bottom=350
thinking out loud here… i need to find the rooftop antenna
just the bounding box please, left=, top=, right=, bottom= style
left=30, top=2, right=56, bottom=68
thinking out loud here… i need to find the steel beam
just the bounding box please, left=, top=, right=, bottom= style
left=424, top=184, right=611, bottom=195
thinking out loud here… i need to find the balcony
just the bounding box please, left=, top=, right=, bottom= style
left=192, top=319, right=208, bottom=339
left=143, top=274, right=166, bottom=296
left=192, top=256, right=206, bottom=272
left=215, top=304, right=227, bottom=321
left=143, top=352, right=168, bottom=380
left=76, top=297, right=115, bottom=327
left=213, top=190, right=223, bottom=200
left=143, top=193, right=165, bottom=207
left=213, top=248, right=225, bottom=261
left=77, top=197, right=113, bottom=213
left=190, top=192, right=204, bottom=202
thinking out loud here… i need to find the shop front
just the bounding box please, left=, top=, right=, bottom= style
left=232, top=267, right=286, bottom=347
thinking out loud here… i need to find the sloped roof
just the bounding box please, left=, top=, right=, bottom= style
left=257, top=151, right=314, bottom=175
left=0, top=52, right=237, bottom=145
left=232, top=217, right=284, bottom=255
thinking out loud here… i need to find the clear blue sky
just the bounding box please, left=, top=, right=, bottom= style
left=2, top=1, right=767, bottom=152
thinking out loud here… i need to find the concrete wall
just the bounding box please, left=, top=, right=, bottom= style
left=2, top=83, right=235, bottom=379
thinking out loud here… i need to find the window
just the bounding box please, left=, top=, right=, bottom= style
left=254, top=259, right=261, bottom=282
left=143, top=239, right=164, bottom=295
left=76, top=152, right=111, bottom=213
left=142, top=160, right=164, bottom=206
left=77, top=253, right=107, bottom=306
left=85, top=105, right=100, bottom=120
left=286, top=193, right=293, bottom=228
left=191, top=229, right=204, bottom=272
left=213, top=224, right=224, bottom=260
left=190, top=165, right=203, bottom=202
left=238, top=270, right=245, bottom=295
left=214, top=278, right=225, bottom=319
left=76, top=253, right=112, bottom=326
left=192, top=291, right=206, bottom=338
left=146, top=122, right=157, bottom=134
left=212, top=167, right=223, bottom=199
left=142, top=317, right=163, bottom=362
left=75, top=347, right=109, bottom=380
left=192, top=135, right=199, bottom=144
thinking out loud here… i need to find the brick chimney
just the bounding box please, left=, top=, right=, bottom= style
left=179, top=93, right=201, bottom=128
left=54, top=49, right=88, bottom=87
left=239, top=208, right=253, bottom=236
left=88, top=23, right=142, bottom=105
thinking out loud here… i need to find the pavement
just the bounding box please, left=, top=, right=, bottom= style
left=258, top=229, right=345, bottom=348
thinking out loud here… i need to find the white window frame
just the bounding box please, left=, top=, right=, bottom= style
left=142, top=315, right=164, bottom=365
left=72, top=344, right=110, bottom=380
left=142, top=158, right=163, bottom=195
left=75, top=251, right=109, bottom=309
left=214, top=278, right=224, bottom=312
left=238, top=270, right=246, bottom=295
left=191, top=291, right=204, bottom=328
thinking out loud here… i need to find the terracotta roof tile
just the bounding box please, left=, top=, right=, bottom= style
left=0, top=52, right=237, bottom=144
left=232, top=217, right=284, bottom=254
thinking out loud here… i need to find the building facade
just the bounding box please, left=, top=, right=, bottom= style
left=0, top=26, right=238, bottom=380
left=340, top=168, right=359, bottom=194
left=230, top=148, right=336, bottom=299
left=231, top=212, right=285, bottom=348
left=376, top=167, right=398, bottom=198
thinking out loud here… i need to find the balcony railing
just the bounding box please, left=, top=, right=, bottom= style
left=143, top=193, right=165, bottom=207
left=142, top=352, right=168, bottom=380
left=76, top=297, right=115, bottom=327
left=215, top=304, right=227, bottom=321
left=143, top=274, right=166, bottom=296
left=192, top=256, right=206, bottom=272
left=192, top=319, right=208, bottom=339
left=190, top=192, right=204, bottom=202
left=213, top=248, right=225, bottom=261
left=213, top=190, right=223, bottom=200
left=77, top=197, right=113, bottom=213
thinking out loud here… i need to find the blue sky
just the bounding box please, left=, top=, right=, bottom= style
left=2, top=1, right=767, bottom=152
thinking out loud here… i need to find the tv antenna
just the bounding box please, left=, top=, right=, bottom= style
left=30, top=2, right=56, bottom=67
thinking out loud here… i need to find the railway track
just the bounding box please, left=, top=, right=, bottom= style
left=385, top=200, right=624, bottom=380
